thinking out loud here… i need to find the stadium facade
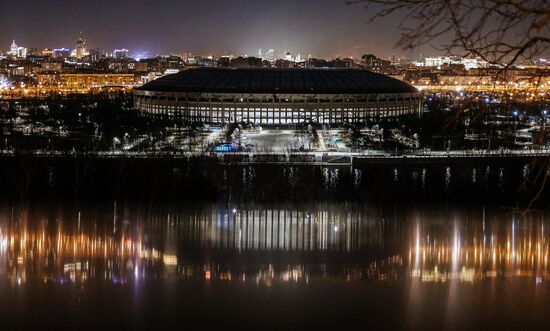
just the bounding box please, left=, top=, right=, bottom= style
left=134, top=68, right=421, bottom=125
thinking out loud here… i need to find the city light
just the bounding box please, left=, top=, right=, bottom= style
left=0, top=1, right=549, bottom=328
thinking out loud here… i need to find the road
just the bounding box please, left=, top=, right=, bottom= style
left=0, top=148, right=548, bottom=167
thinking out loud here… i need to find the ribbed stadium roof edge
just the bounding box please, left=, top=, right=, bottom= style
left=136, top=68, right=418, bottom=94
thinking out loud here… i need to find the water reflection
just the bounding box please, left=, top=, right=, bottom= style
left=0, top=205, right=549, bottom=288
left=410, top=215, right=549, bottom=283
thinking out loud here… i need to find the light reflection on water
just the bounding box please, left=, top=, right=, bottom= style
left=0, top=204, right=549, bottom=288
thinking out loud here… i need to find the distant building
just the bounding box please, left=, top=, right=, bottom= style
left=460, top=58, right=488, bottom=70
left=285, top=52, right=293, bottom=62
left=97, top=58, right=137, bottom=72
left=16, top=47, right=27, bottom=59
left=0, top=73, right=8, bottom=87
left=37, top=73, right=138, bottom=88
left=40, top=60, right=63, bottom=72
left=27, top=48, right=41, bottom=57
left=331, top=58, right=356, bottom=68
left=305, top=58, right=357, bottom=69
left=306, top=58, right=330, bottom=68
left=217, top=56, right=231, bottom=68
left=42, top=49, right=54, bottom=57
left=53, top=48, right=71, bottom=59
left=230, top=57, right=263, bottom=68
left=362, top=54, right=391, bottom=73
left=425, top=57, right=451, bottom=68
left=134, top=61, right=149, bottom=72
left=424, top=56, right=488, bottom=70
left=181, top=53, right=193, bottom=64
left=113, top=49, right=129, bottom=59
left=75, top=33, right=88, bottom=59
left=10, top=40, right=18, bottom=56
left=265, top=49, right=275, bottom=62
left=89, top=48, right=102, bottom=62
left=8, top=40, right=27, bottom=59
left=274, top=59, right=296, bottom=68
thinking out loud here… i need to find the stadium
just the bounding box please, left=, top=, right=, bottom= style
left=134, top=68, right=421, bottom=126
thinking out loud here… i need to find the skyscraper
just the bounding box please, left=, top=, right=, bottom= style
left=266, top=49, right=275, bottom=62
left=10, top=40, right=18, bottom=56
left=75, top=33, right=88, bottom=59
left=90, top=48, right=103, bottom=61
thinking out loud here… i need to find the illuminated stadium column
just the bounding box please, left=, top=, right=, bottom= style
left=134, top=91, right=422, bottom=125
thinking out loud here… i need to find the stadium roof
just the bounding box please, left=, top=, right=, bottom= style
left=137, top=68, right=418, bottom=94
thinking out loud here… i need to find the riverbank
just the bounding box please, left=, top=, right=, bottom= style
left=0, top=152, right=547, bottom=206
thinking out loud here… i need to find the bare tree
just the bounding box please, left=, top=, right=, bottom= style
left=348, top=0, right=550, bottom=67
left=348, top=0, right=550, bottom=208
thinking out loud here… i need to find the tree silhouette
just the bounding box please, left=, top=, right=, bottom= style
left=348, top=0, right=550, bottom=66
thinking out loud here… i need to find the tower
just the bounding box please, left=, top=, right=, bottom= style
left=10, top=40, right=18, bottom=56
left=266, top=49, right=275, bottom=62
left=75, top=32, right=87, bottom=59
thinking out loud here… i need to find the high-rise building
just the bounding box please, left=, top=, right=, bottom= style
left=361, top=54, right=391, bottom=72
left=181, top=52, right=193, bottom=64
left=18, top=47, right=27, bottom=58
left=75, top=33, right=88, bottom=59
left=265, top=49, right=275, bottom=62
left=90, top=48, right=103, bottom=61
left=10, top=40, right=18, bottom=56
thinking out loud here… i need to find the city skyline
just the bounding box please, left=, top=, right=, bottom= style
left=1, top=1, right=550, bottom=330
left=0, top=0, right=465, bottom=59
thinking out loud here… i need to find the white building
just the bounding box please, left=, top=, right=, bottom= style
left=285, top=52, right=293, bottom=62
left=425, top=56, right=488, bottom=69
left=424, top=57, right=452, bottom=68
left=10, top=40, right=18, bottom=55
left=265, top=49, right=275, bottom=62
left=8, top=40, right=27, bottom=58
left=460, top=58, right=488, bottom=70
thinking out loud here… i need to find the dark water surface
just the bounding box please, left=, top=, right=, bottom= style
left=1, top=202, right=550, bottom=330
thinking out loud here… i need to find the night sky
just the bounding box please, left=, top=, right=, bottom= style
left=1, top=0, right=445, bottom=58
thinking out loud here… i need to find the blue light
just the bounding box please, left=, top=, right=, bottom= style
left=215, top=144, right=234, bottom=153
